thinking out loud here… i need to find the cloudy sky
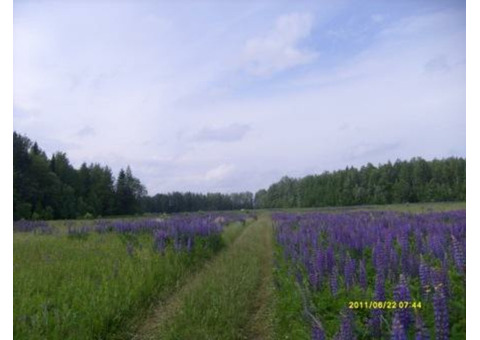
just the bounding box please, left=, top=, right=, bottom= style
left=13, top=0, right=466, bottom=194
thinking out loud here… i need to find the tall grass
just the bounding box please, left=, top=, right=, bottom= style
left=261, top=201, right=466, bottom=215
left=156, top=215, right=273, bottom=340
left=13, top=229, right=223, bottom=339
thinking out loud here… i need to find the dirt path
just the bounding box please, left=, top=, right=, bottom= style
left=132, top=214, right=275, bottom=340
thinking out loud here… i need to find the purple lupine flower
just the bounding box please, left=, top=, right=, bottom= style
left=389, top=247, right=399, bottom=281
left=370, top=270, right=386, bottom=338
left=154, top=230, right=168, bottom=254
left=428, top=234, right=445, bottom=261
left=308, top=266, right=319, bottom=290
left=415, top=314, right=430, bottom=340
left=311, top=321, right=326, bottom=340
left=393, top=274, right=413, bottom=331
left=326, top=246, right=335, bottom=273
left=13, top=220, right=53, bottom=233
left=374, top=272, right=385, bottom=301
left=344, top=253, right=355, bottom=290
left=433, top=284, right=449, bottom=340
left=314, top=249, right=324, bottom=287
left=269, top=210, right=465, bottom=340
left=330, top=267, right=339, bottom=296
left=414, top=228, right=424, bottom=255
left=431, top=267, right=450, bottom=299
left=391, top=312, right=407, bottom=340
left=451, top=234, right=465, bottom=273
left=373, top=242, right=385, bottom=277
left=369, top=309, right=383, bottom=339
left=399, top=230, right=411, bottom=273
left=408, top=254, right=419, bottom=278
left=338, top=308, right=356, bottom=340
left=419, top=258, right=431, bottom=297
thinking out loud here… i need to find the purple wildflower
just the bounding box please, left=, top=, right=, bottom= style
left=391, top=312, right=407, bottom=340
left=344, top=253, right=355, bottom=290
left=311, top=321, right=326, bottom=340
left=451, top=234, right=465, bottom=273
left=374, top=272, right=385, bottom=301
left=338, top=308, right=356, bottom=340
left=415, top=314, right=430, bottom=340
left=326, top=246, right=335, bottom=273
left=330, top=267, right=339, bottom=296
left=419, top=258, right=431, bottom=297
left=433, top=284, right=449, bottom=340
left=369, top=309, right=383, bottom=339
left=154, top=230, right=168, bottom=254
left=393, top=274, right=413, bottom=331
left=373, top=242, right=385, bottom=276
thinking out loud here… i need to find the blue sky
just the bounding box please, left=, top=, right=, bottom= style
left=13, top=0, right=466, bottom=194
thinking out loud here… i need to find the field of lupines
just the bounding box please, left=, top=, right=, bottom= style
left=13, top=212, right=250, bottom=339
left=272, top=210, right=466, bottom=339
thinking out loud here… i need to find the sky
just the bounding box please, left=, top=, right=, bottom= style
left=13, top=0, right=466, bottom=195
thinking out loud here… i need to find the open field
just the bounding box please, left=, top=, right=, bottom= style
left=13, top=2, right=466, bottom=337
left=13, top=213, right=251, bottom=339
left=260, top=201, right=466, bottom=214
left=13, top=202, right=465, bottom=339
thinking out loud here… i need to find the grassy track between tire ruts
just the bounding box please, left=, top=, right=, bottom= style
left=136, top=214, right=274, bottom=340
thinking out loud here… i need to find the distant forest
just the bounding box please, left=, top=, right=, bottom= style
left=13, top=132, right=465, bottom=220
left=255, top=157, right=466, bottom=209
left=13, top=132, right=253, bottom=220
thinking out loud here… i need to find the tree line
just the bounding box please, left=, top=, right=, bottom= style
left=141, top=191, right=253, bottom=214
left=254, top=157, right=465, bottom=209
left=14, top=132, right=465, bottom=220
left=13, top=132, right=253, bottom=220
left=14, top=132, right=147, bottom=220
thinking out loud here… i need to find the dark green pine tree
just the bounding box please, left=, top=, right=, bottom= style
left=115, top=166, right=147, bottom=215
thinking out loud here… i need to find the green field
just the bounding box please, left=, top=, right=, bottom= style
left=13, top=218, right=248, bottom=339
left=260, top=201, right=466, bottom=214
left=13, top=202, right=466, bottom=339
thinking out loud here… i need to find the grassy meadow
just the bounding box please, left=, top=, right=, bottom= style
left=13, top=203, right=466, bottom=339
left=13, top=216, right=249, bottom=339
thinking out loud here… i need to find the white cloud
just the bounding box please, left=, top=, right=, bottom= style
left=13, top=2, right=465, bottom=194
left=194, top=124, right=251, bottom=143
left=205, top=164, right=235, bottom=181
left=76, top=126, right=95, bottom=137
left=242, top=12, right=317, bottom=76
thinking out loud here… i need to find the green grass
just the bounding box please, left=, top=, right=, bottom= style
left=360, top=201, right=466, bottom=213
left=221, top=220, right=248, bottom=246
left=259, top=201, right=466, bottom=215
left=14, top=202, right=465, bottom=339
left=13, top=227, right=228, bottom=339
left=154, top=214, right=274, bottom=340
left=273, top=252, right=311, bottom=340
